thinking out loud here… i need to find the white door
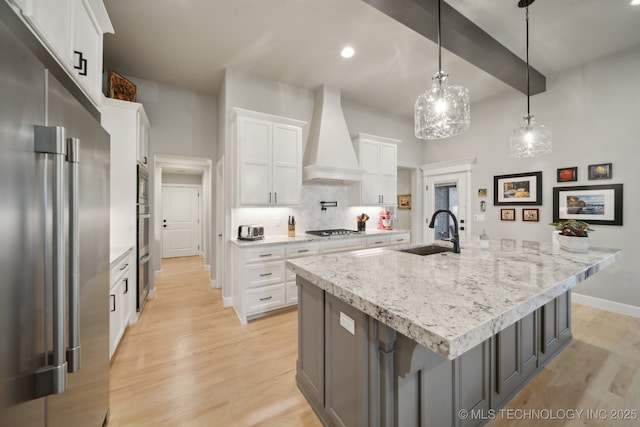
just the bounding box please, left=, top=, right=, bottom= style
left=162, top=186, right=200, bottom=258
left=424, top=172, right=468, bottom=242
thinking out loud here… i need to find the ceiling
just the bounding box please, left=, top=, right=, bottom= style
left=103, top=0, right=640, bottom=118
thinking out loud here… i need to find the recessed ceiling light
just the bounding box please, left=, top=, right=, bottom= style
left=632, top=0, right=640, bottom=5
left=340, top=46, right=355, bottom=59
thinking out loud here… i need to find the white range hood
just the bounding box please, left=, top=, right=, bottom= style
left=303, top=86, right=364, bottom=182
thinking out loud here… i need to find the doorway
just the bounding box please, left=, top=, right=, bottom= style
left=421, top=158, right=475, bottom=243
left=161, top=185, right=201, bottom=258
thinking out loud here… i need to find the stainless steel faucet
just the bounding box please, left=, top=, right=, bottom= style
left=428, top=209, right=460, bottom=253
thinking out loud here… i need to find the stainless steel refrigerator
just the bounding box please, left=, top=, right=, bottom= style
left=0, top=4, right=110, bottom=426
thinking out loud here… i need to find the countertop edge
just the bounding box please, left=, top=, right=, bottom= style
left=287, top=245, right=622, bottom=360
left=110, top=245, right=134, bottom=265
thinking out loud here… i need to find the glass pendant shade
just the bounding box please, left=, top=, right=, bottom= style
left=508, top=114, right=551, bottom=158
left=415, top=71, right=470, bottom=140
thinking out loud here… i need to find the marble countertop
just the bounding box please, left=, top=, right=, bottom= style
left=286, top=238, right=622, bottom=360
left=231, top=228, right=410, bottom=247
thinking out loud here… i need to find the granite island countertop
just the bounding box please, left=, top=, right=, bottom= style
left=286, top=238, right=621, bottom=360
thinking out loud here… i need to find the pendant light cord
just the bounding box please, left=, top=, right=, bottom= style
left=437, top=0, right=443, bottom=73
left=526, top=6, right=530, bottom=117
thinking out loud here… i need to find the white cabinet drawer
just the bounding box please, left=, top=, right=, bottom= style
left=389, top=232, right=411, bottom=246
left=366, top=235, right=390, bottom=248
left=320, top=238, right=366, bottom=254
left=110, top=251, right=132, bottom=284
left=245, top=260, right=284, bottom=289
left=286, top=280, right=298, bottom=305
left=244, top=246, right=285, bottom=263
left=286, top=241, right=320, bottom=258
left=245, top=284, right=286, bottom=314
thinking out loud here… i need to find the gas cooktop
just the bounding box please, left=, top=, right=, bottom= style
left=306, top=229, right=360, bottom=237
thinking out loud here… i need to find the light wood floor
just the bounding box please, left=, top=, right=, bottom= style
left=109, top=256, right=640, bottom=426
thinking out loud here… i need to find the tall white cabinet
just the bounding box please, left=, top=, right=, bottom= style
left=231, top=108, right=306, bottom=206
left=101, top=98, right=150, bottom=248
left=352, top=133, right=400, bottom=206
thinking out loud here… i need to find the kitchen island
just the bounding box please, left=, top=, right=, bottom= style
left=286, top=238, right=621, bottom=427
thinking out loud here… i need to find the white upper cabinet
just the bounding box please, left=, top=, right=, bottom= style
left=232, top=108, right=306, bottom=207
left=14, top=0, right=113, bottom=108
left=352, top=133, right=400, bottom=206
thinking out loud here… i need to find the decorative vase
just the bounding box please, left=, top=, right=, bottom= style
left=556, top=232, right=590, bottom=253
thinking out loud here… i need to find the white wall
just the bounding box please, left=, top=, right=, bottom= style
left=125, top=76, right=218, bottom=277
left=422, top=47, right=640, bottom=308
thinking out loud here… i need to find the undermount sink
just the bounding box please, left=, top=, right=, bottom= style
left=399, top=244, right=453, bottom=256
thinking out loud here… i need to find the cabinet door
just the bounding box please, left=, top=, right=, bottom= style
left=138, top=114, right=149, bottom=166
left=238, top=117, right=272, bottom=205
left=360, top=140, right=381, bottom=205
left=71, top=0, right=102, bottom=104
left=456, top=341, right=491, bottom=427
left=271, top=123, right=301, bottom=205
left=22, top=0, right=73, bottom=63
left=379, top=143, right=397, bottom=205
left=109, top=282, right=123, bottom=359
left=325, top=293, right=368, bottom=426
left=540, top=291, right=572, bottom=363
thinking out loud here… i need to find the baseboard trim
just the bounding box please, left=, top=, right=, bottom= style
left=204, top=264, right=211, bottom=271
left=154, top=269, right=162, bottom=276
left=572, top=293, right=640, bottom=318
left=223, top=296, right=233, bottom=308
left=210, top=278, right=219, bottom=288
left=148, top=288, right=156, bottom=300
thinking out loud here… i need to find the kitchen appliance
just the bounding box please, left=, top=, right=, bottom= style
left=306, top=229, right=360, bottom=237
left=0, top=6, right=110, bottom=426
left=378, top=210, right=393, bottom=230
left=137, top=164, right=150, bottom=311
left=237, top=224, right=265, bottom=241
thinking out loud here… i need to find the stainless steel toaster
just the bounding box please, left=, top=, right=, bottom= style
left=237, top=224, right=265, bottom=241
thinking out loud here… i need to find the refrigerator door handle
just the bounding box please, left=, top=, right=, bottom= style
left=33, top=125, right=68, bottom=397
left=66, top=137, right=81, bottom=373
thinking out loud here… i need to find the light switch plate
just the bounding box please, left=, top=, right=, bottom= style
left=474, top=214, right=485, bottom=221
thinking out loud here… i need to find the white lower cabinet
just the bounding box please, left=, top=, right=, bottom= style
left=233, top=233, right=409, bottom=324
left=109, top=248, right=134, bottom=359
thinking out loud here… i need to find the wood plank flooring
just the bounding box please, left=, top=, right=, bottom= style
left=109, top=256, right=640, bottom=426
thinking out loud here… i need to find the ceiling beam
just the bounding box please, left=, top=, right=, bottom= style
left=362, top=0, right=545, bottom=95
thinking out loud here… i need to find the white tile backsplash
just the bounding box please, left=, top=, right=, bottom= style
left=232, top=182, right=394, bottom=237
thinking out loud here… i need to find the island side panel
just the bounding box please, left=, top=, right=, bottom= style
left=297, top=278, right=326, bottom=422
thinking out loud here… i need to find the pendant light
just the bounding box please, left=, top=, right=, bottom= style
left=508, top=0, right=552, bottom=157
left=415, top=0, right=470, bottom=140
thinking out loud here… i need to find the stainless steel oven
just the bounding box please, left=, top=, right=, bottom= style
left=137, top=164, right=150, bottom=311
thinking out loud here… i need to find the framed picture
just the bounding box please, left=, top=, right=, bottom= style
left=588, top=163, right=612, bottom=180
left=478, top=188, right=487, bottom=198
left=557, top=167, right=577, bottom=182
left=494, top=171, right=542, bottom=205
left=552, top=184, right=623, bottom=225
left=500, top=208, right=516, bottom=221
left=398, top=194, right=411, bottom=209
left=107, top=69, right=137, bottom=102
left=522, top=208, right=539, bottom=222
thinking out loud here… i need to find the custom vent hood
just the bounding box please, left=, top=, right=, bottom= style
left=303, top=86, right=364, bottom=182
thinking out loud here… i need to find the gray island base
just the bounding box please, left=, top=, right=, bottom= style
left=287, top=239, right=621, bottom=427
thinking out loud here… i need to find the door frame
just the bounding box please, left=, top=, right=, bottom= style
left=420, top=157, right=476, bottom=243
left=153, top=155, right=213, bottom=286
left=161, top=184, right=202, bottom=259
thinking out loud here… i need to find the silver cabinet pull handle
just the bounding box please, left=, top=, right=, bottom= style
left=34, top=126, right=68, bottom=397
left=66, top=138, right=81, bottom=373
left=269, top=192, right=272, bottom=203
left=274, top=192, right=277, bottom=204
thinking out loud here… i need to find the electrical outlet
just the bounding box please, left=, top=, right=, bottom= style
left=275, top=217, right=281, bottom=227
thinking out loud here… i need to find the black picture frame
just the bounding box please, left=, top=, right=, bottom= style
left=552, top=184, right=623, bottom=225
left=588, top=163, right=612, bottom=180
left=557, top=167, right=578, bottom=182
left=494, top=171, right=542, bottom=206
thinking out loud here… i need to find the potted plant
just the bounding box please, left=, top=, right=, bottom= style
left=550, top=219, right=593, bottom=253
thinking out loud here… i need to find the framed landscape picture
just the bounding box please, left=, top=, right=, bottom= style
left=494, top=171, right=542, bottom=205
left=552, top=184, right=623, bottom=225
